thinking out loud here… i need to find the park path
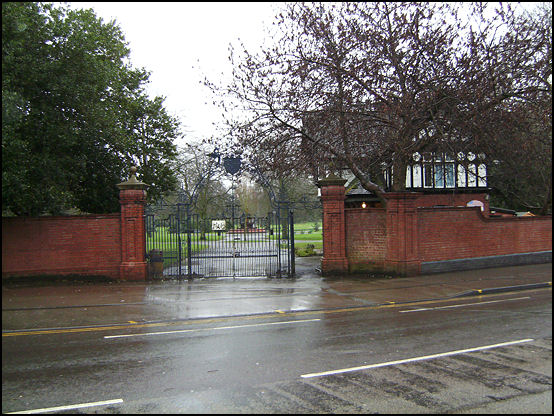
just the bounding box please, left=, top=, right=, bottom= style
left=162, top=233, right=294, bottom=278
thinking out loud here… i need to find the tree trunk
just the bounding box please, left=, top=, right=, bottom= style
left=539, top=177, right=552, bottom=216
left=391, top=157, right=407, bottom=192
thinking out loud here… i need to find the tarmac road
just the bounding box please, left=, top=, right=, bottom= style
left=2, top=260, right=552, bottom=413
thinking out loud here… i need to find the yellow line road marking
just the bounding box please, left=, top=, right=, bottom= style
left=3, top=288, right=548, bottom=338
left=104, top=318, right=321, bottom=339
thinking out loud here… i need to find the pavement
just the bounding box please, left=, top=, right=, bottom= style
left=2, top=257, right=551, bottom=332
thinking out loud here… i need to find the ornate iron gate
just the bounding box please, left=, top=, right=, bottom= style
left=145, top=202, right=294, bottom=278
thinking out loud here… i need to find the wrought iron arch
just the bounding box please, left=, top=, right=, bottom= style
left=145, top=148, right=297, bottom=279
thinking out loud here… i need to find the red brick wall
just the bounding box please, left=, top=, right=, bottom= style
left=2, top=215, right=121, bottom=279
left=319, top=179, right=349, bottom=273
left=340, top=192, right=551, bottom=275
left=414, top=193, right=490, bottom=214
left=417, top=207, right=552, bottom=262
left=345, top=208, right=387, bottom=272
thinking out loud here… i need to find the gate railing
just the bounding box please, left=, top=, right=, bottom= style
left=145, top=202, right=294, bottom=279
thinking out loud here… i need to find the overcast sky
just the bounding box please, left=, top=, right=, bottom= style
left=64, top=2, right=544, bottom=150
left=65, top=2, right=282, bottom=148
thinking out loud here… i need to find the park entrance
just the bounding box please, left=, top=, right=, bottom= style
left=144, top=153, right=299, bottom=279
left=145, top=202, right=294, bottom=279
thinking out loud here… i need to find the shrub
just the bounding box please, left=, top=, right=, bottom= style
left=295, top=243, right=315, bottom=257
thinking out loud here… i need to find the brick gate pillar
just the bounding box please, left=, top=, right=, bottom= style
left=384, top=192, right=421, bottom=276
left=318, top=174, right=349, bottom=274
left=117, top=166, right=148, bottom=281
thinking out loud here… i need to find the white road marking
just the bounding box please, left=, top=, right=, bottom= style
left=6, top=399, right=124, bottom=414
left=300, top=338, right=534, bottom=378
left=399, top=296, right=530, bottom=313
left=104, top=318, right=321, bottom=339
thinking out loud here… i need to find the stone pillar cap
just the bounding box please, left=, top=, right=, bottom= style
left=317, top=173, right=347, bottom=187
left=117, top=166, right=148, bottom=190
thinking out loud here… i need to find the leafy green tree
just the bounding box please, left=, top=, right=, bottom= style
left=2, top=2, right=179, bottom=215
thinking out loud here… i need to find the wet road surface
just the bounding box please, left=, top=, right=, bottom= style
left=2, top=261, right=552, bottom=413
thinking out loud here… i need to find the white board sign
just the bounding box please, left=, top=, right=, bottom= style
left=211, top=220, right=226, bottom=231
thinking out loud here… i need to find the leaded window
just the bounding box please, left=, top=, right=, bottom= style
left=386, top=152, right=487, bottom=190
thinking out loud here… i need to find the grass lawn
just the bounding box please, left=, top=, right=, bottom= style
left=293, top=231, right=322, bottom=240
left=295, top=221, right=319, bottom=230
left=147, top=227, right=224, bottom=242
left=293, top=221, right=322, bottom=239
left=295, top=241, right=322, bottom=250
left=146, top=227, right=218, bottom=267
